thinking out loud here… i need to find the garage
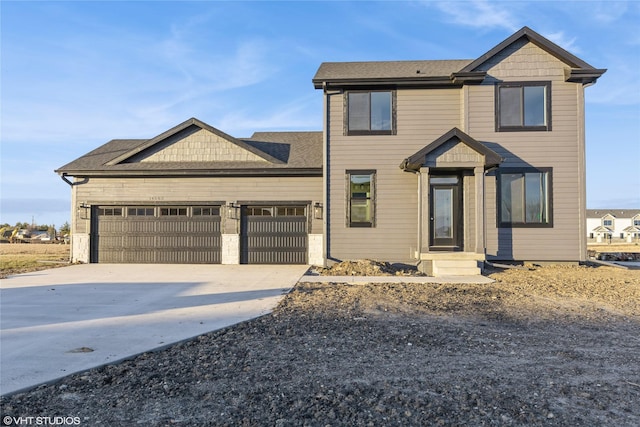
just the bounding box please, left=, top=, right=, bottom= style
left=240, top=204, right=308, bottom=264
left=57, top=118, right=323, bottom=265
left=92, top=205, right=222, bottom=264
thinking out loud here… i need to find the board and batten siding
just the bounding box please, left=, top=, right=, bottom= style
left=71, top=176, right=323, bottom=235
left=467, top=40, right=586, bottom=261
left=326, top=88, right=462, bottom=262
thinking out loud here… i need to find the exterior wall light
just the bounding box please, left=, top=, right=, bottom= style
left=313, top=202, right=323, bottom=220
left=78, top=202, right=91, bottom=219
left=227, top=202, right=240, bottom=220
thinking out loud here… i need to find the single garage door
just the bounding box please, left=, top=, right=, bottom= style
left=240, top=205, right=308, bottom=264
left=92, top=205, right=221, bottom=263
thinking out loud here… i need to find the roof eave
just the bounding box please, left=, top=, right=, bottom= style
left=450, top=71, right=487, bottom=85
left=565, top=68, right=607, bottom=84
left=313, top=76, right=460, bottom=90
left=55, top=168, right=323, bottom=178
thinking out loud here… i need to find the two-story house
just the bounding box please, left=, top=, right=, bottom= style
left=57, top=27, right=605, bottom=275
left=587, top=209, right=640, bottom=243
left=312, top=26, right=605, bottom=275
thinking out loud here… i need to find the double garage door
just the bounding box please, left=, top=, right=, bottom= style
left=93, top=205, right=222, bottom=264
left=92, top=204, right=308, bottom=264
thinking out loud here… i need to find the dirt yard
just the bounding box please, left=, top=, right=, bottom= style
left=1, top=262, right=639, bottom=426
left=0, top=243, right=70, bottom=279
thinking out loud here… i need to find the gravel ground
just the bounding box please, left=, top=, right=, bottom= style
left=1, top=263, right=640, bottom=426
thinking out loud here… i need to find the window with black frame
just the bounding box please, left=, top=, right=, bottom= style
left=496, top=82, right=550, bottom=132
left=498, top=168, right=552, bottom=227
left=347, top=170, right=376, bottom=227
left=347, top=91, right=394, bottom=135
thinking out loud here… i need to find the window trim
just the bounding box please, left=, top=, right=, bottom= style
left=496, top=167, right=553, bottom=228
left=602, top=216, right=614, bottom=228
left=345, top=90, right=396, bottom=136
left=495, top=81, right=551, bottom=132
left=346, top=169, right=376, bottom=228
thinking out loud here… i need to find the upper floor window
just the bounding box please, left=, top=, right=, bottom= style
left=633, top=215, right=640, bottom=227
left=496, top=82, right=551, bottom=132
left=346, top=91, right=395, bottom=135
left=603, top=217, right=614, bottom=227
left=347, top=170, right=376, bottom=227
left=497, top=168, right=552, bottom=228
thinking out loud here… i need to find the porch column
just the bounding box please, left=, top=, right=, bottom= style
left=420, top=167, right=430, bottom=253
left=474, top=166, right=485, bottom=254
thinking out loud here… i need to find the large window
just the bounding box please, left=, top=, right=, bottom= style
left=347, top=170, right=376, bottom=227
left=498, top=168, right=552, bottom=227
left=347, top=91, right=394, bottom=135
left=496, top=82, right=550, bottom=132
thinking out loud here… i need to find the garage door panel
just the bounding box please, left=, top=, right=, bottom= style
left=94, top=206, right=221, bottom=264
left=241, top=206, right=308, bottom=264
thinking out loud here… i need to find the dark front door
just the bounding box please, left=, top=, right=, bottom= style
left=430, top=176, right=462, bottom=250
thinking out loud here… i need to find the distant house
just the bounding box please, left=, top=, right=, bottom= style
left=586, top=209, right=640, bottom=243
left=57, top=27, right=606, bottom=275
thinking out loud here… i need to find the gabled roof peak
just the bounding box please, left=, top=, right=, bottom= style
left=400, top=127, right=503, bottom=171
left=105, top=117, right=283, bottom=166
left=460, top=26, right=606, bottom=84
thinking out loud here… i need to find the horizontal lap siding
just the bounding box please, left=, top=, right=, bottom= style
left=73, top=177, right=322, bottom=234
left=469, top=42, right=584, bottom=261
left=327, top=89, right=461, bottom=262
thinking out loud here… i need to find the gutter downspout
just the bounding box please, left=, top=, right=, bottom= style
left=578, top=81, right=596, bottom=262
left=59, top=173, right=74, bottom=186
left=322, top=82, right=329, bottom=266
left=321, top=83, right=345, bottom=265
left=58, top=173, right=74, bottom=263
left=400, top=161, right=421, bottom=265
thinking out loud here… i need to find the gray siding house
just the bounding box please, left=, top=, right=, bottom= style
left=312, top=26, right=604, bottom=275
left=57, top=27, right=605, bottom=275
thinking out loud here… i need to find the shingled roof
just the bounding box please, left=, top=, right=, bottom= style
left=313, top=26, right=605, bottom=89
left=312, top=60, right=474, bottom=88
left=56, top=118, right=322, bottom=177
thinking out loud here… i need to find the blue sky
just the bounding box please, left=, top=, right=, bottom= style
left=1, top=0, right=639, bottom=228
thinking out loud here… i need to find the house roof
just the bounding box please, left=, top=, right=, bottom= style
left=400, top=127, right=503, bottom=172
left=313, top=26, right=605, bottom=89
left=591, top=225, right=614, bottom=233
left=586, top=209, right=640, bottom=218
left=313, top=60, right=475, bottom=89
left=56, top=118, right=323, bottom=177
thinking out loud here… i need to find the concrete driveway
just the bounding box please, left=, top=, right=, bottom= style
left=0, top=264, right=308, bottom=395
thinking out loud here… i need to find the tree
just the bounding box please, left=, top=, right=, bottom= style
left=59, top=222, right=71, bottom=235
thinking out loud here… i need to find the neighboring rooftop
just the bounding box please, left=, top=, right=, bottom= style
left=587, top=209, right=640, bottom=218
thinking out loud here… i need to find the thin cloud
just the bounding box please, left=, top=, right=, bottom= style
left=433, top=0, right=520, bottom=32
left=217, top=94, right=322, bottom=136
left=543, top=31, right=580, bottom=55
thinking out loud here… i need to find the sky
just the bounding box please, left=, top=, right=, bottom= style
left=1, top=0, right=639, bottom=229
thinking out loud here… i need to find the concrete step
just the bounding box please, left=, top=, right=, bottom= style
left=421, top=259, right=482, bottom=276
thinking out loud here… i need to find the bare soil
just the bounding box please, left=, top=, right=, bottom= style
left=0, top=244, right=70, bottom=279
left=2, top=263, right=640, bottom=426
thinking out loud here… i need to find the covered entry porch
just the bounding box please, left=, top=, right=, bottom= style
left=400, top=128, right=502, bottom=276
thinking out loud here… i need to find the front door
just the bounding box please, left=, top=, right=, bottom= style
left=430, top=176, right=462, bottom=250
